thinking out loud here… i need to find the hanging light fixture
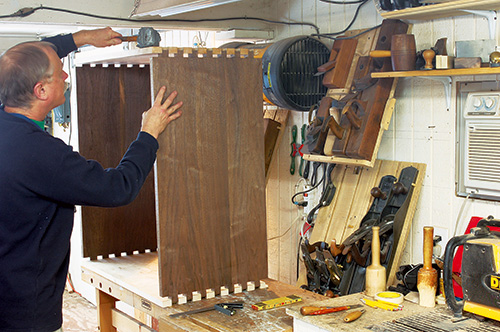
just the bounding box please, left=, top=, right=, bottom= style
left=132, top=0, right=242, bottom=17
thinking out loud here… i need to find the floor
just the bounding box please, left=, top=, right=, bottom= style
left=62, top=290, right=98, bottom=332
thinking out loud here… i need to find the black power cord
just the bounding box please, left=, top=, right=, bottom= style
left=312, top=0, right=371, bottom=39
left=320, top=0, right=368, bottom=4
left=0, top=5, right=321, bottom=35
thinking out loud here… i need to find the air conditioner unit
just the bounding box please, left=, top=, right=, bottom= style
left=457, top=90, right=500, bottom=200
left=133, top=0, right=242, bottom=17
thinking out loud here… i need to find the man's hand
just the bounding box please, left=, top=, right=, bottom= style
left=72, top=27, right=122, bottom=48
left=141, top=87, right=183, bottom=139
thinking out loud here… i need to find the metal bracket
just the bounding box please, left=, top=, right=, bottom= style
left=411, top=76, right=452, bottom=110
left=462, top=10, right=497, bottom=40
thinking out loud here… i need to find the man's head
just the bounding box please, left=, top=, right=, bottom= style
left=0, top=41, right=66, bottom=111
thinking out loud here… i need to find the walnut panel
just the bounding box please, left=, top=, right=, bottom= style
left=77, top=65, right=157, bottom=259
left=152, top=50, right=267, bottom=300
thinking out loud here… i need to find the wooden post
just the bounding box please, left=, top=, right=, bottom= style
left=96, top=289, right=117, bottom=332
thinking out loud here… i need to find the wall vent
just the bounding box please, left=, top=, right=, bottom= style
left=457, top=84, right=500, bottom=200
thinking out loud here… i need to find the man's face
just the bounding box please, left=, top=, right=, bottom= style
left=43, top=48, right=69, bottom=109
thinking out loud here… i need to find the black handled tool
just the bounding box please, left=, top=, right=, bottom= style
left=170, top=301, right=244, bottom=318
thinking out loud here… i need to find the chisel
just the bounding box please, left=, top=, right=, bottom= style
left=300, top=304, right=362, bottom=316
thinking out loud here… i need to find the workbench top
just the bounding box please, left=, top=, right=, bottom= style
left=159, top=281, right=326, bottom=332
left=286, top=292, right=500, bottom=332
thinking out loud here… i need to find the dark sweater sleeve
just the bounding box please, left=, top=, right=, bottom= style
left=24, top=131, right=159, bottom=207
left=42, top=34, right=77, bottom=58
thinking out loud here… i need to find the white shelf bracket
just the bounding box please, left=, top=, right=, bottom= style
left=413, top=76, right=452, bottom=110
left=462, top=10, right=497, bottom=39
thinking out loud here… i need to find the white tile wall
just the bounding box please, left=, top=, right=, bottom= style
left=267, top=0, right=500, bottom=283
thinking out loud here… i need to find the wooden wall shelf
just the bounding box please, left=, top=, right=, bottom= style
left=372, top=67, right=500, bottom=109
left=379, top=0, right=500, bottom=20
left=372, top=67, right=500, bottom=78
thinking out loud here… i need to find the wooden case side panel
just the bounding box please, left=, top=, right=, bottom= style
left=224, top=55, right=267, bottom=289
left=152, top=53, right=267, bottom=300
left=76, top=65, right=157, bottom=259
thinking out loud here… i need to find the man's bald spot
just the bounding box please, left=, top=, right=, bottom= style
left=0, top=41, right=58, bottom=109
left=4, top=41, right=56, bottom=75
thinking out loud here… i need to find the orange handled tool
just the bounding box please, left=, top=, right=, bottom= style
left=300, top=304, right=362, bottom=316
left=343, top=309, right=365, bottom=323
left=120, top=36, right=138, bottom=42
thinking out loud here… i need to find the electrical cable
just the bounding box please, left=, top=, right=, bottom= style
left=311, top=0, right=370, bottom=39
left=291, top=176, right=324, bottom=206
left=0, top=6, right=320, bottom=35
left=453, top=193, right=471, bottom=237
left=320, top=0, right=368, bottom=4
left=267, top=213, right=305, bottom=241
left=316, top=23, right=381, bottom=41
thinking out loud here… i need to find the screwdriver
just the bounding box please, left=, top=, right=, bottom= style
left=300, top=304, right=362, bottom=316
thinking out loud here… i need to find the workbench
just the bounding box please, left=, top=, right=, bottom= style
left=286, top=292, right=500, bottom=332
left=82, top=253, right=500, bottom=332
left=81, top=253, right=326, bottom=332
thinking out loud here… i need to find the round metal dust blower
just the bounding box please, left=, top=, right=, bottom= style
left=262, top=36, right=330, bottom=111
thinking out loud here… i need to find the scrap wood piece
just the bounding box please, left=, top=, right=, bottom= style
left=386, top=162, right=426, bottom=287
left=263, top=106, right=289, bottom=184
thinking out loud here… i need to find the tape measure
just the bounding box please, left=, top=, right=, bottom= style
left=375, top=291, right=404, bottom=305
left=252, top=295, right=302, bottom=311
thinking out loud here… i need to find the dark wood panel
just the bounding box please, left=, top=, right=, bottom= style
left=77, top=65, right=157, bottom=259
left=224, top=56, right=267, bottom=289
left=152, top=50, right=267, bottom=300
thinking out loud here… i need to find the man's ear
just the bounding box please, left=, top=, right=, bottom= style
left=33, top=81, right=48, bottom=101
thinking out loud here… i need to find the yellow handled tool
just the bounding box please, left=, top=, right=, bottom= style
left=369, top=50, right=392, bottom=58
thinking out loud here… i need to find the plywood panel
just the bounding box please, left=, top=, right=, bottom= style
left=152, top=50, right=267, bottom=300
left=77, top=65, right=156, bottom=259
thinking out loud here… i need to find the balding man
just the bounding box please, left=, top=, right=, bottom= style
left=0, top=28, right=183, bottom=332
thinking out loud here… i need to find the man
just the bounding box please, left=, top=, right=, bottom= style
left=0, top=28, right=183, bottom=331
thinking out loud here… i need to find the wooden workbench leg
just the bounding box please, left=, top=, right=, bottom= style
left=96, top=289, right=117, bottom=332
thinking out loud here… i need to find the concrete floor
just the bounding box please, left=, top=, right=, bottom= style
left=62, top=290, right=98, bottom=332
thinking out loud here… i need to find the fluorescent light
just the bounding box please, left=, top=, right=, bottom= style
left=133, top=0, right=242, bottom=17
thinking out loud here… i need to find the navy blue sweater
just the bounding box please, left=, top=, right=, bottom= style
left=0, top=35, right=159, bottom=331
